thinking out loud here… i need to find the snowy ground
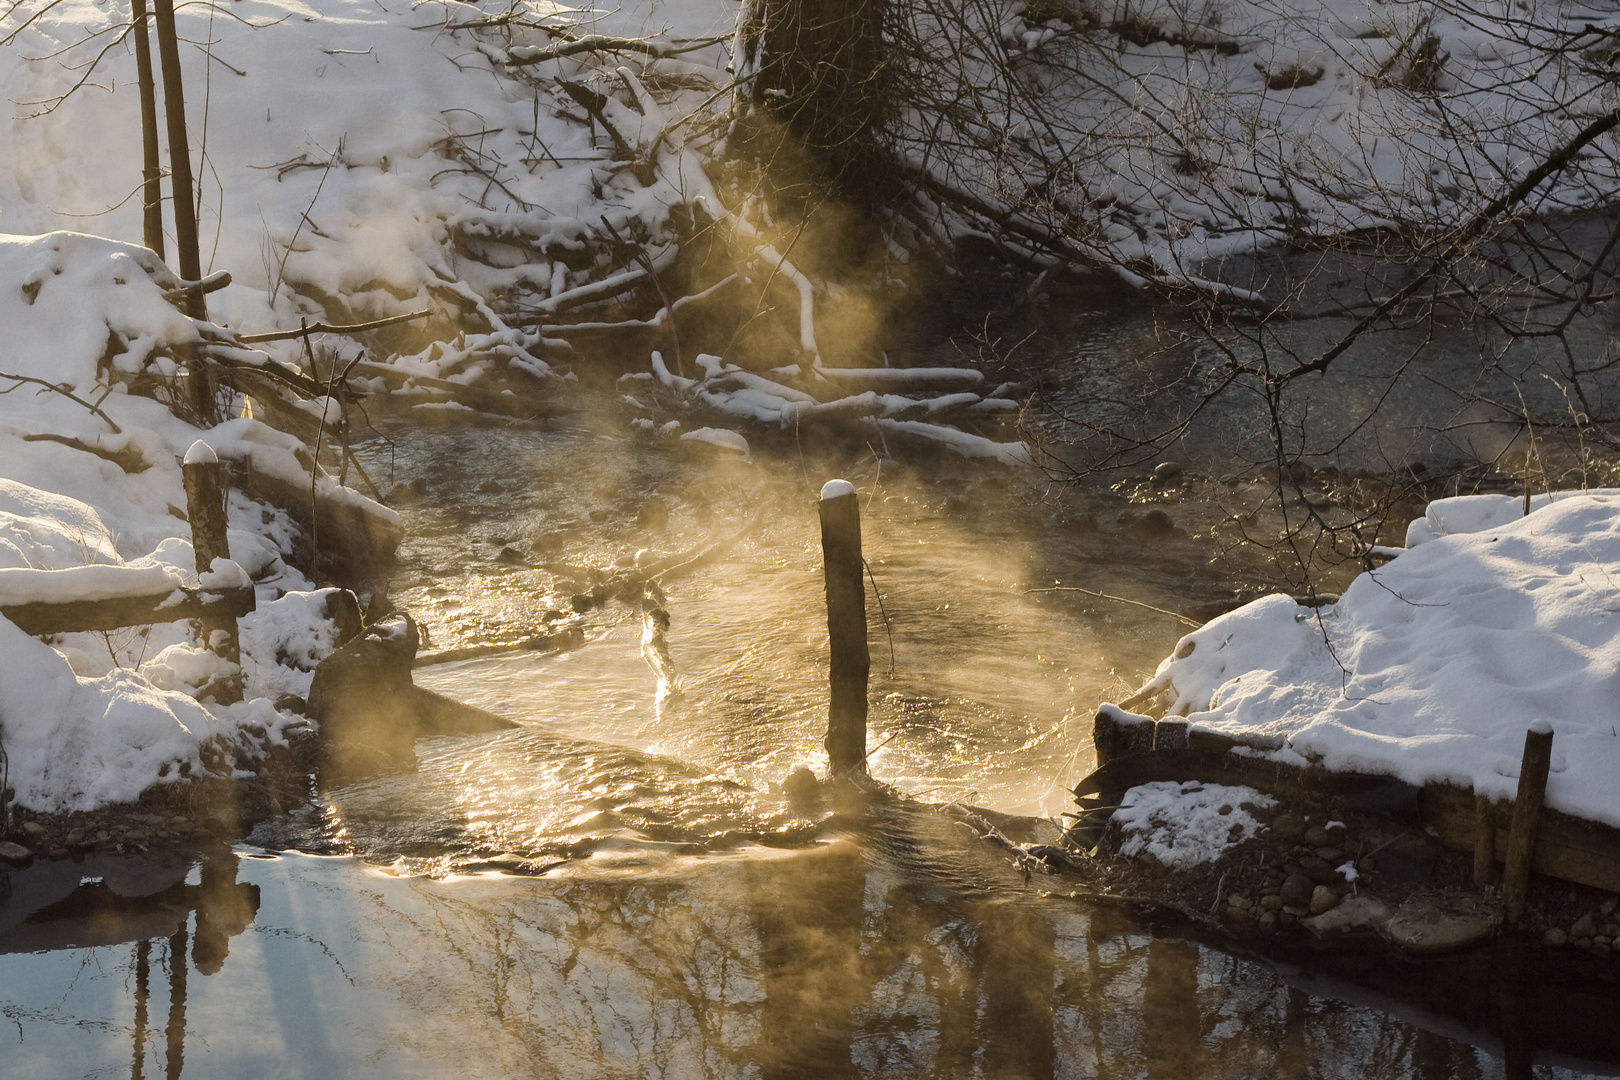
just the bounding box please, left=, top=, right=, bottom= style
left=0, top=231, right=365, bottom=812
left=1129, top=490, right=1620, bottom=829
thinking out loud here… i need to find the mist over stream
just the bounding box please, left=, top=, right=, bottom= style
left=8, top=297, right=1620, bottom=1077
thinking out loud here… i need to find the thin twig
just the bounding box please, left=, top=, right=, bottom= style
left=1025, top=585, right=1200, bottom=627
left=237, top=309, right=431, bottom=344
left=0, top=371, right=122, bottom=433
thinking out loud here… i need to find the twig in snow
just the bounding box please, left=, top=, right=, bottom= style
left=0, top=371, right=122, bottom=433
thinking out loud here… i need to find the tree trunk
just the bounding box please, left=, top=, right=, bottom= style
left=131, top=0, right=165, bottom=259
left=738, top=0, right=890, bottom=194
left=149, top=0, right=218, bottom=424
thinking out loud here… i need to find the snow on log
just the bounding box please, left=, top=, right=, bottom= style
left=1142, top=489, right=1620, bottom=830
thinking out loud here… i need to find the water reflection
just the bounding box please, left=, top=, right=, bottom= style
left=1, top=845, right=258, bottom=1079
left=6, top=827, right=1620, bottom=1078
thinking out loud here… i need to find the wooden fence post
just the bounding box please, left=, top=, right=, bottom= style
left=819, top=479, right=868, bottom=776
left=1473, top=792, right=1499, bottom=888
left=182, top=441, right=241, bottom=704
left=1502, top=723, right=1554, bottom=922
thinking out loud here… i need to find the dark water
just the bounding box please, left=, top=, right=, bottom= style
left=8, top=305, right=1620, bottom=1076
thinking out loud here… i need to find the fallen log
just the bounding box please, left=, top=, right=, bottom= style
left=3, top=583, right=255, bottom=636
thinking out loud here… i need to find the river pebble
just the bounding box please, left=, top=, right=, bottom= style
left=1280, top=874, right=1314, bottom=908
left=1309, top=885, right=1340, bottom=915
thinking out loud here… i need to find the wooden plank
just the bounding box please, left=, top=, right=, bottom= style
left=229, top=453, right=402, bottom=579
left=1421, top=783, right=1620, bottom=894
left=1075, top=742, right=1620, bottom=895
left=4, top=584, right=256, bottom=636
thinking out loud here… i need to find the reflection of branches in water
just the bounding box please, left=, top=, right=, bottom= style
left=246, top=925, right=358, bottom=986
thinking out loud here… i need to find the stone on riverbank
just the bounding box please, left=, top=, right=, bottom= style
left=1384, top=895, right=1502, bottom=954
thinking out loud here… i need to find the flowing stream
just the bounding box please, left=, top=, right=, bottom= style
left=6, top=300, right=1620, bottom=1077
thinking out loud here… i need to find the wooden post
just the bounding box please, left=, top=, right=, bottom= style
left=1473, top=792, right=1498, bottom=888
left=181, top=441, right=241, bottom=704
left=1502, top=723, right=1554, bottom=922
left=150, top=0, right=217, bottom=425
left=819, top=479, right=868, bottom=776
left=131, top=0, right=165, bottom=259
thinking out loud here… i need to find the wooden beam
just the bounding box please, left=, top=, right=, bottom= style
left=3, top=584, right=255, bottom=636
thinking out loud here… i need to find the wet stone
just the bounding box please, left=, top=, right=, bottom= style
left=1126, top=508, right=1176, bottom=539
left=1151, top=461, right=1184, bottom=487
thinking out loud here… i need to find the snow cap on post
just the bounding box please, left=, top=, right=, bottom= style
left=183, top=439, right=217, bottom=465
left=820, top=478, right=855, bottom=501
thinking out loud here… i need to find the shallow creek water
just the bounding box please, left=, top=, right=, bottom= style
left=8, top=303, right=1620, bottom=1076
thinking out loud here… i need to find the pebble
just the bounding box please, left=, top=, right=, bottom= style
left=48, top=847, right=68, bottom=860
left=1386, top=895, right=1503, bottom=954
left=1308, top=885, right=1340, bottom=916
left=1604, top=922, right=1620, bottom=939
left=1227, top=894, right=1253, bottom=910
left=1304, top=825, right=1336, bottom=847
left=1596, top=935, right=1613, bottom=947
left=94, top=830, right=111, bottom=844
left=0, top=840, right=33, bottom=866
left=1271, top=814, right=1306, bottom=840
left=1315, top=847, right=1344, bottom=863
left=1602, top=897, right=1618, bottom=918
left=1572, top=913, right=1598, bottom=939
left=21, top=821, right=46, bottom=837
left=1258, top=911, right=1277, bottom=928
left=1544, top=928, right=1569, bottom=946
left=1299, top=856, right=1339, bottom=885
left=1260, top=894, right=1284, bottom=912
left=1280, top=873, right=1314, bottom=908
left=64, top=828, right=84, bottom=847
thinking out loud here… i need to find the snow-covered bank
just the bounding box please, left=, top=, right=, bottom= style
left=1131, top=489, right=1620, bottom=828
left=0, top=233, right=363, bottom=812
